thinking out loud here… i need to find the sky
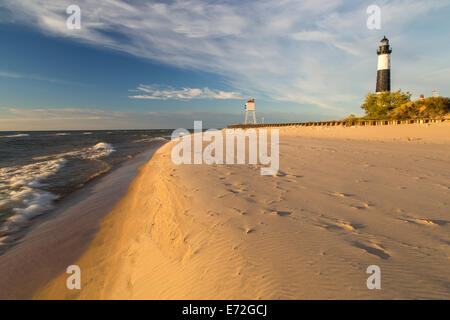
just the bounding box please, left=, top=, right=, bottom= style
left=0, top=0, right=449, bottom=130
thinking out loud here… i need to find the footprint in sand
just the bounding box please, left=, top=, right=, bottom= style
left=353, top=241, right=390, bottom=260
left=338, top=222, right=359, bottom=231
left=332, top=192, right=354, bottom=198
left=328, top=222, right=357, bottom=231
left=227, top=188, right=247, bottom=194
left=265, top=198, right=284, bottom=205
left=401, top=217, right=449, bottom=226
left=273, top=171, right=287, bottom=177
left=245, top=228, right=256, bottom=234
left=317, top=218, right=364, bottom=232
left=270, top=210, right=292, bottom=217
left=217, top=188, right=244, bottom=198
left=208, top=210, right=220, bottom=217
left=273, top=171, right=303, bottom=180
left=323, top=223, right=344, bottom=231
left=351, top=205, right=367, bottom=210
left=232, top=208, right=247, bottom=215
left=351, top=202, right=375, bottom=211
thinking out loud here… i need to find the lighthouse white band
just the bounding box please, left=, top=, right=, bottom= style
left=377, top=54, right=390, bottom=70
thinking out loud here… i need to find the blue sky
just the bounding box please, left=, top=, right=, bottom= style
left=0, top=0, right=449, bottom=130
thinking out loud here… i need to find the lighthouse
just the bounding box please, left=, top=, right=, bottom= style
left=376, top=36, right=392, bottom=93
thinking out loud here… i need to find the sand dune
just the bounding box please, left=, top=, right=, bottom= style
left=35, top=123, right=450, bottom=299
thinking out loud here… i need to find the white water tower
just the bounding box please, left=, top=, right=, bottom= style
left=244, top=98, right=256, bottom=125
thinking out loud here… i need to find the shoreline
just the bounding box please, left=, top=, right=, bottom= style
left=0, top=143, right=166, bottom=299
left=32, top=122, right=450, bottom=299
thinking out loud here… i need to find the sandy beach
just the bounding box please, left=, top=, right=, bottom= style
left=27, top=122, right=450, bottom=299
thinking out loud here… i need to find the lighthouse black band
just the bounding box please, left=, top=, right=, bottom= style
left=376, top=69, right=390, bottom=92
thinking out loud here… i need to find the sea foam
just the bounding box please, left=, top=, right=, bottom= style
left=0, top=158, right=66, bottom=238
left=0, top=142, right=115, bottom=240
left=1, top=133, right=30, bottom=138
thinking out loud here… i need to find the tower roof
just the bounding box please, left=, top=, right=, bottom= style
left=381, top=36, right=389, bottom=42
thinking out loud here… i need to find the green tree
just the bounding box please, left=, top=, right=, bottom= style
left=389, top=96, right=450, bottom=119
left=361, top=89, right=412, bottom=119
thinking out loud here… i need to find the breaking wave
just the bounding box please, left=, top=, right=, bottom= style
left=1, top=133, right=30, bottom=138
left=132, top=137, right=168, bottom=144
left=0, top=142, right=115, bottom=243
left=32, top=142, right=115, bottom=161
left=0, top=158, right=66, bottom=239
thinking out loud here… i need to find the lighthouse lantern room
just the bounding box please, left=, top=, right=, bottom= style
left=376, top=36, right=392, bottom=93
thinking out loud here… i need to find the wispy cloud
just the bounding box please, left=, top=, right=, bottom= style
left=3, top=108, right=115, bottom=121
left=2, top=0, right=449, bottom=113
left=0, top=71, right=78, bottom=85
left=129, top=85, right=245, bottom=100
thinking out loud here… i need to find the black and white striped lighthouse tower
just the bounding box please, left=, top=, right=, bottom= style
left=376, top=36, right=392, bottom=93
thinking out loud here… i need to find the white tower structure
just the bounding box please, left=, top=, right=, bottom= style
left=244, top=98, right=256, bottom=125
